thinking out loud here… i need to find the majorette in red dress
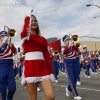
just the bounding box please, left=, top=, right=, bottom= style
left=20, top=16, right=54, bottom=84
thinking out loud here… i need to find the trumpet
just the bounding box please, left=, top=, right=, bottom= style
left=54, top=50, right=59, bottom=56
left=76, top=43, right=81, bottom=48
left=86, top=57, right=91, bottom=65
left=72, top=35, right=79, bottom=42
left=85, top=54, right=91, bottom=65
left=4, top=25, right=16, bottom=43
left=94, top=50, right=98, bottom=55
left=21, top=52, right=25, bottom=57
left=69, top=33, right=79, bottom=42
left=4, top=25, right=17, bottom=43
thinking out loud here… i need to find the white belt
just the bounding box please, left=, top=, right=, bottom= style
left=25, top=52, right=44, bottom=60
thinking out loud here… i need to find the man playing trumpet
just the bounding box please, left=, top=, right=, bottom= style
left=0, top=30, right=16, bottom=100
left=62, top=34, right=82, bottom=100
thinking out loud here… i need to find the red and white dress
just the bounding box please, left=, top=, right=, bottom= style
left=20, top=16, right=54, bottom=84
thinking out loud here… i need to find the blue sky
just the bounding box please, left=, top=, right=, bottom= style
left=0, top=0, right=100, bottom=47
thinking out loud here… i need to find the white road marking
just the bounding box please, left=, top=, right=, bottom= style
left=53, top=84, right=100, bottom=92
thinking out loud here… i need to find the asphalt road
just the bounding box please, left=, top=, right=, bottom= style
left=13, top=69, right=100, bottom=100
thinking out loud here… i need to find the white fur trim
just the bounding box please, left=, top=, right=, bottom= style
left=21, top=74, right=55, bottom=85
left=25, top=52, right=44, bottom=60
left=21, top=37, right=29, bottom=46
left=21, top=64, right=25, bottom=85
left=21, top=60, right=55, bottom=85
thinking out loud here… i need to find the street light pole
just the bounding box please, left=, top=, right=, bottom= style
left=93, top=15, right=100, bottom=19
left=86, top=4, right=100, bottom=8
left=86, top=4, right=100, bottom=19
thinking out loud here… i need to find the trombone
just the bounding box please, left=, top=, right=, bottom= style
left=4, top=25, right=17, bottom=43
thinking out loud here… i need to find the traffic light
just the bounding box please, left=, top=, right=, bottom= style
left=18, top=47, right=20, bottom=52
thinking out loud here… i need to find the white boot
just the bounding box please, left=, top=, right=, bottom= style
left=91, top=71, right=94, bottom=74
left=87, top=76, right=91, bottom=78
left=74, top=96, right=82, bottom=100
left=84, top=73, right=87, bottom=78
left=76, top=81, right=81, bottom=85
left=66, top=88, right=70, bottom=97
left=66, top=74, right=68, bottom=77
left=37, top=87, right=41, bottom=92
left=54, top=80, right=58, bottom=83
left=61, top=71, right=65, bottom=74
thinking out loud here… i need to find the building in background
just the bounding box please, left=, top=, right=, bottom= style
left=78, top=41, right=100, bottom=52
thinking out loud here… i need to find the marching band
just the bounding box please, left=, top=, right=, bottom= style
left=0, top=10, right=100, bottom=100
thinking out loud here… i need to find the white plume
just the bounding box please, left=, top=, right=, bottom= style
left=84, top=45, right=87, bottom=47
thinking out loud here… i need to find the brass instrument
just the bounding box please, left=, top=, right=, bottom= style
left=69, top=33, right=79, bottom=42
left=4, top=25, right=17, bottom=42
left=86, top=57, right=91, bottom=65
left=54, top=50, right=59, bottom=56
left=94, top=50, right=98, bottom=55
left=21, top=51, right=25, bottom=57
left=94, top=50, right=98, bottom=60
left=85, top=54, right=91, bottom=65
left=76, top=43, right=81, bottom=48
left=21, top=54, right=25, bottom=57
left=72, top=35, right=79, bottom=42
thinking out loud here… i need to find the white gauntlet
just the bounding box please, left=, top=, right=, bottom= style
left=2, top=36, right=8, bottom=44
left=98, top=56, right=100, bottom=60
left=69, top=40, right=73, bottom=46
left=27, top=9, right=33, bottom=17
left=88, top=55, right=91, bottom=58
left=85, top=60, right=88, bottom=63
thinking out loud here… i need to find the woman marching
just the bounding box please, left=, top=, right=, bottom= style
left=20, top=10, right=55, bottom=100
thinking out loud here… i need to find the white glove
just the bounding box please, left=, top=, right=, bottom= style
left=52, top=52, right=54, bottom=56
left=7, top=38, right=11, bottom=44
left=85, top=60, right=88, bottom=63
left=69, top=40, right=73, bottom=46
left=98, top=57, right=100, bottom=60
left=27, top=9, right=33, bottom=16
left=2, top=36, right=8, bottom=44
left=88, top=55, right=91, bottom=58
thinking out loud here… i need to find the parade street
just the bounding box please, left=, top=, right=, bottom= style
left=13, top=69, right=100, bottom=100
